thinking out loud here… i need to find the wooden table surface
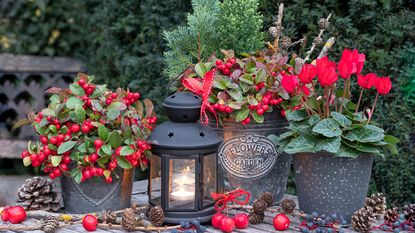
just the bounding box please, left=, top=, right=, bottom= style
left=0, top=180, right=383, bottom=233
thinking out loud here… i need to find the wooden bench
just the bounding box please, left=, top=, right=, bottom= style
left=0, top=179, right=383, bottom=232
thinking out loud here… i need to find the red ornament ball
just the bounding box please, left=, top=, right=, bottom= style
left=233, top=213, right=249, bottom=229
left=220, top=216, right=235, bottom=233
left=83, top=214, right=98, bottom=231
left=211, top=212, right=224, bottom=229
left=1, top=206, right=26, bottom=224
left=273, top=213, right=290, bottom=231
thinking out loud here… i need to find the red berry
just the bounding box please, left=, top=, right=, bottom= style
left=93, top=139, right=103, bottom=149
left=40, top=136, right=48, bottom=144
left=90, top=167, right=97, bottom=176
left=21, top=151, right=29, bottom=158
left=115, top=147, right=122, bottom=156
left=225, top=62, right=232, bottom=69
left=63, top=156, right=71, bottom=164
left=270, top=99, right=278, bottom=105
left=223, top=68, right=231, bottom=75
left=111, top=93, right=118, bottom=99
left=273, top=214, right=290, bottom=231
left=133, top=93, right=140, bottom=99
left=96, top=168, right=104, bottom=176
left=211, top=212, right=224, bottom=229
left=6, top=206, right=26, bottom=224
left=257, top=108, right=265, bottom=115
left=272, top=71, right=277, bottom=76
left=90, top=153, right=99, bottom=162
left=32, top=161, right=41, bottom=167
left=233, top=213, right=249, bottom=229
left=71, top=124, right=80, bottom=133
left=38, top=152, right=46, bottom=162
left=57, top=134, right=65, bottom=142
left=1, top=208, right=10, bottom=221
left=82, top=125, right=90, bottom=134
left=30, top=153, right=37, bottom=162
left=78, top=79, right=86, bottom=86
left=60, top=164, right=68, bottom=171
left=262, top=104, right=269, bottom=111
left=48, top=173, right=56, bottom=179
left=229, top=58, right=236, bottom=64
left=262, top=96, right=270, bottom=105
left=218, top=64, right=225, bottom=70
left=109, top=160, right=117, bottom=170
left=53, top=168, right=62, bottom=177
left=105, top=176, right=113, bottom=183
left=50, top=137, right=58, bottom=145
left=215, top=60, right=223, bottom=66
left=83, top=170, right=92, bottom=179
left=280, top=109, right=286, bottom=117
left=220, top=217, right=235, bottom=233
left=82, top=214, right=98, bottom=232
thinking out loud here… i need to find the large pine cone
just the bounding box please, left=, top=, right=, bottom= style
left=281, top=199, right=296, bottom=214
left=403, top=204, right=415, bottom=222
left=148, top=205, right=164, bottom=226
left=17, top=177, right=61, bottom=212
left=99, top=210, right=117, bottom=224
left=384, top=207, right=399, bottom=224
left=260, top=192, right=274, bottom=207
left=249, top=212, right=265, bottom=224
left=41, top=217, right=59, bottom=233
left=252, top=199, right=267, bottom=214
left=352, top=207, right=376, bottom=233
left=364, top=193, right=386, bottom=218
left=122, top=208, right=137, bottom=231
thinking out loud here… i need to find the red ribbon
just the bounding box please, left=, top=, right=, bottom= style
left=182, top=68, right=218, bottom=125
left=211, top=189, right=251, bottom=212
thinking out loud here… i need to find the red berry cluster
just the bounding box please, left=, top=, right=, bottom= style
left=212, top=212, right=249, bottom=233
left=78, top=79, right=95, bottom=95
left=216, top=58, right=236, bottom=75
left=213, top=103, right=233, bottom=114
left=125, top=140, right=150, bottom=167
left=1, top=206, right=26, bottom=224
left=123, top=91, right=141, bottom=106
left=105, top=92, right=118, bottom=105
left=244, top=92, right=283, bottom=124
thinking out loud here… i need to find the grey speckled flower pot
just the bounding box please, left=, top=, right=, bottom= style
left=61, top=168, right=134, bottom=214
left=293, top=153, right=373, bottom=222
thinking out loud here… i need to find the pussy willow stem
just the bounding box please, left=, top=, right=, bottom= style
left=339, top=79, right=348, bottom=113
left=367, top=92, right=379, bottom=125
left=326, top=87, right=332, bottom=118
left=355, top=89, right=364, bottom=113
left=323, top=87, right=328, bottom=118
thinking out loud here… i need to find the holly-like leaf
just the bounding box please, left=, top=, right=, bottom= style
left=240, top=74, right=254, bottom=85
left=227, top=88, right=243, bottom=101
left=108, top=131, right=122, bottom=148
left=255, top=69, right=266, bottom=83
left=89, top=84, right=106, bottom=98
left=23, top=157, right=31, bottom=166
left=101, top=144, right=113, bottom=155
left=74, top=104, right=86, bottom=123
left=331, top=112, right=352, bottom=127
left=251, top=112, right=264, bottom=123
left=120, top=146, right=134, bottom=156
left=103, top=170, right=111, bottom=179
left=69, top=83, right=85, bottom=96
left=144, top=99, right=154, bottom=117
left=98, top=125, right=109, bottom=141
left=247, top=95, right=258, bottom=105
left=57, top=141, right=77, bottom=154
left=284, top=134, right=316, bottom=154
left=51, top=156, right=63, bottom=167
left=106, top=108, right=120, bottom=120
left=71, top=168, right=82, bottom=184
left=315, top=137, right=341, bottom=153
left=97, top=156, right=111, bottom=168
left=312, top=119, right=342, bottom=138
left=91, top=100, right=103, bottom=112
left=66, top=97, right=84, bottom=109
left=117, top=156, right=132, bottom=169
left=41, top=108, right=56, bottom=117
left=195, top=62, right=208, bottom=77
left=109, top=102, right=127, bottom=111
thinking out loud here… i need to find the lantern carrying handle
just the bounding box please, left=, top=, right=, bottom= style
left=165, top=66, right=196, bottom=98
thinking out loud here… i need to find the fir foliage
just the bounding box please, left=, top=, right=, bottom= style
left=163, top=0, right=220, bottom=79
left=217, top=0, right=264, bottom=55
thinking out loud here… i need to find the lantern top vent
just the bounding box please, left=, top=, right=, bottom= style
left=163, top=92, right=201, bottom=123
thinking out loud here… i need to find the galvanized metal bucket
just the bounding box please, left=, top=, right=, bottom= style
left=293, top=153, right=373, bottom=222
left=211, top=112, right=291, bottom=203
left=61, top=168, right=134, bottom=213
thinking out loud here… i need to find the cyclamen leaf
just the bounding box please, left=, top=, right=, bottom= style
left=286, top=110, right=308, bottom=122
left=343, top=125, right=385, bottom=143
left=69, top=83, right=85, bottom=96
left=315, top=137, right=341, bottom=153
left=57, top=141, right=77, bottom=154
left=117, top=156, right=133, bottom=169
left=312, top=119, right=342, bottom=138
left=308, top=115, right=321, bottom=126
left=335, top=145, right=361, bottom=158
left=284, top=134, right=316, bottom=154
left=331, top=112, right=352, bottom=127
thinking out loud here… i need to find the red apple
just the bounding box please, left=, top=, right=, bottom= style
left=273, top=213, right=290, bottom=231
left=83, top=214, right=98, bottom=231
left=6, top=206, right=26, bottom=224
left=220, top=216, right=235, bottom=233
left=211, top=212, right=224, bottom=229
left=233, top=213, right=249, bottom=229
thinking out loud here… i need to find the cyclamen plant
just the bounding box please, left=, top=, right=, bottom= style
left=180, top=50, right=295, bottom=125
left=20, top=74, right=157, bottom=183
left=274, top=48, right=399, bottom=158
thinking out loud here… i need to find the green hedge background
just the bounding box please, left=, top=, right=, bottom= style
left=1, top=0, right=414, bottom=205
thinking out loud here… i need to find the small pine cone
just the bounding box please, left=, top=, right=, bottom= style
left=149, top=205, right=164, bottom=227
left=260, top=192, right=274, bottom=207
left=122, top=208, right=137, bottom=232
left=384, top=207, right=399, bottom=224
left=280, top=36, right=291, bottom=49
left=365, top=193, right=386, bottom=218
left=318, top=18, right=329, bottom=29
left=41, top=217, right=59, bottom=233
left=99, top=210, right=117, bottom=224
left=249, top=212, right=265, bottom=224
left=268, top=26, right=278, bottom=38
left=252, top=199, right=267, bottom=214
left=403, top=204, right=415, bottom=222
left=313, top=37, right=323, bottom=45
left=351, top=207, right=376, bottom=233
left=281, top=199, right=296, bottom=214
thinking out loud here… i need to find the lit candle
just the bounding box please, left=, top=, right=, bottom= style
left=170, top=166, right=195, bottom=201
left=171, top=186, right=195, bottom=201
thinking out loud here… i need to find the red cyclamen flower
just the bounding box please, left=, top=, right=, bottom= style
left=298, top=64, right=317, bottom=84
left=374, top=77, right=392, bottom=95
left=337, top=48, right=366, bottom=79
left=316, top=57, right=338, bottom=87
left=357, top=73, right=376, bottom=89
left=281, top=75, right=299, bottom=93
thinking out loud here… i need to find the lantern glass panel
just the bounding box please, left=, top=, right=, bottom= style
left=168, top=159, right=196, bottom=210
left=203, top=153, right=217, bottom=208
left=149, top=155, right=162, bottom=205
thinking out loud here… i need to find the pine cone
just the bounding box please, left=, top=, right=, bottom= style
left=16, top=177, right=61, bottom=212
left=318, top=18, right=329, bottom=29
left=384, top=207, right=399, bottom=224
left=149, top=205, right=164, bottom=227
left=99, top=210, right=117, bottom=224
left=260, top=192, right=274, bottom=207
left=249, top=212, right=265, bottom=224
left=365, top=193, right=386, bottom=218
left=252, top=199, right=267, bottom=214
left=269, top=27, right=278, bottom=38
left=313, top=37, right=323, bottom=45
left=41, top=217, right=59, bottom=233
left=351, top=207, right=376, bottom=233
left=281, top=199, right=296, bottom=214
left=122, top=208, right=137, bottom=231
left=280, top=36, right=291, bottom=49
left=403, top=204, right=415, bottom=222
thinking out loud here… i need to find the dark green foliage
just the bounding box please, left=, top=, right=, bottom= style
left=0, top=0, right=92, bottom=56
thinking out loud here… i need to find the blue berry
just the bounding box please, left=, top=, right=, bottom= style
left=341, top=220, right=347, bottom=225
left=403, top=224, right=410, bottom=230
left=382, top=225, right=390, bottom=230
left=326, top=228, right=333, bottom=233
left=307, top=222, right=314, bottom=228
left=325, top=217, right=332, bottom=222
left=306, top=214, right=312, bottom=220
left=301, top=228, right=310, bottom=233
left=393, top=221, right=400, bottom=227
left=321, top=214, right=326, bottom=219
left=331, top=213, right=337, bottom=219
left=394, top=228, right=401, bottom=233
left=399, top=214, right=406, bottom=220
left=312, top=212, right=319, bottom=218
left=180, top=221, right=186, bottom=227
left=316, top=228, right=323, bottom=233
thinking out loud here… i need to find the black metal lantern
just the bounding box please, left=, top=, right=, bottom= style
left=148, top=92, right=222, bottom=224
